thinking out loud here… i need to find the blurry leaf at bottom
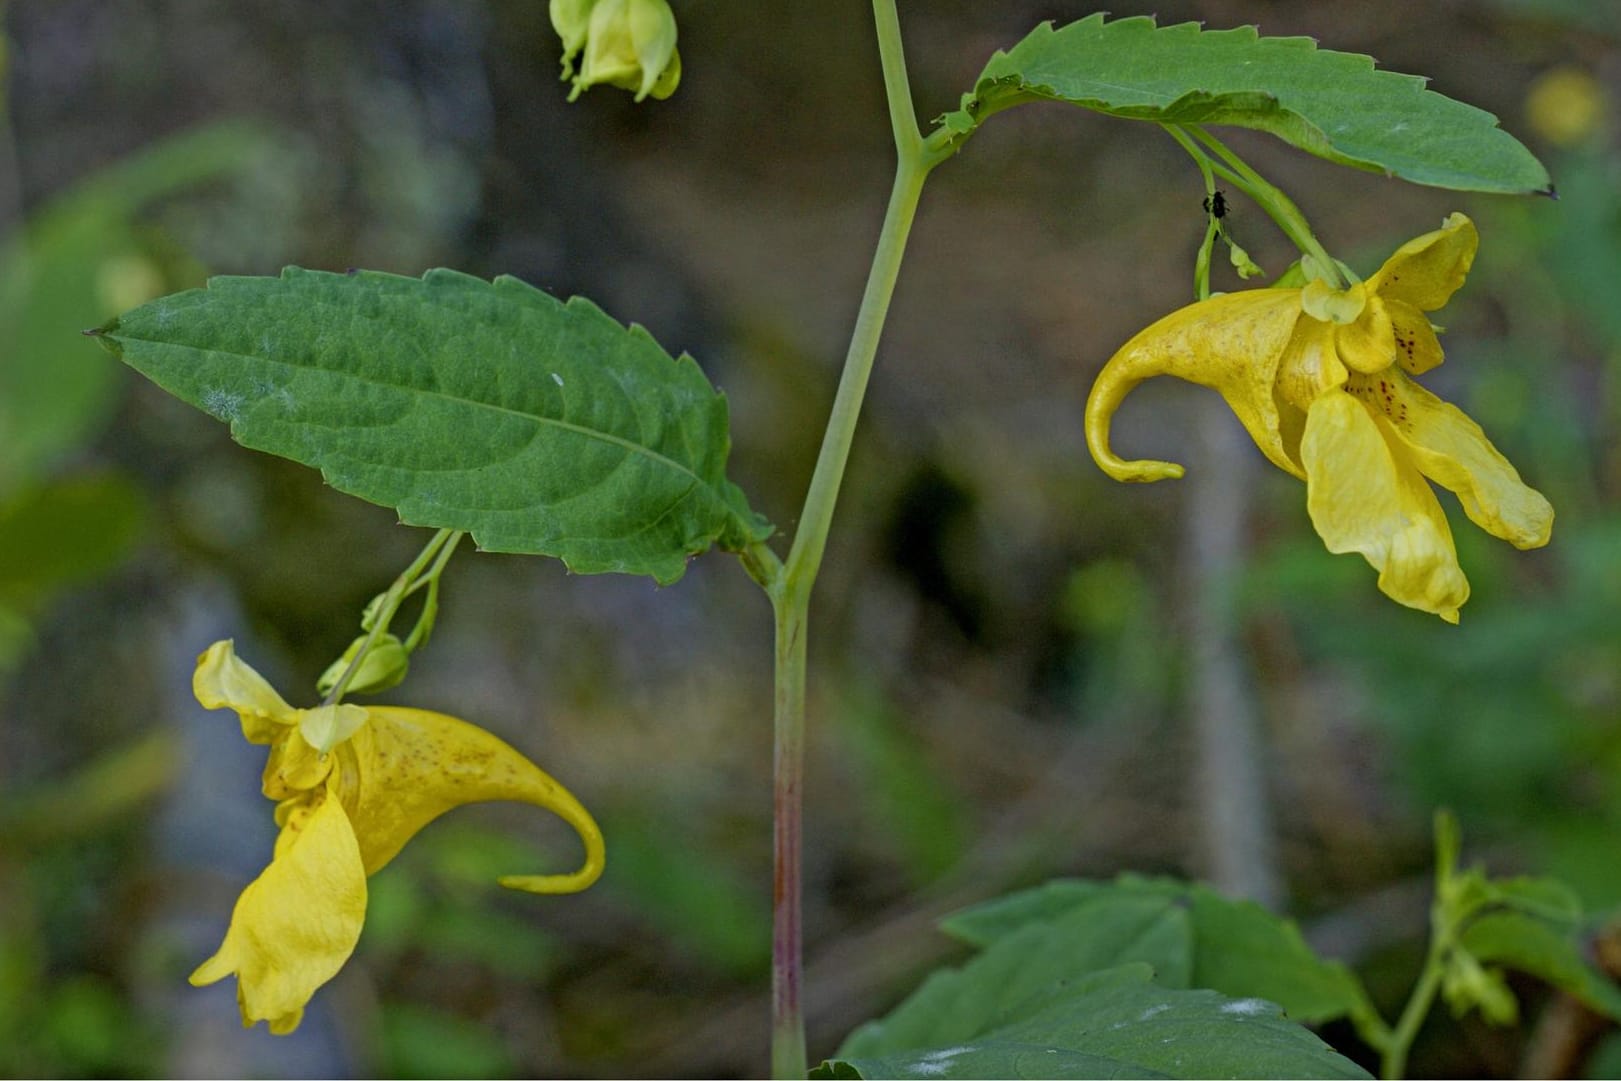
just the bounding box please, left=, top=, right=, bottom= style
left=381, top=1001, right=515, bottom=1080
left=823, top=960, right=1369, bottom=1080
left=941, top=875, right=1376, bottom=1028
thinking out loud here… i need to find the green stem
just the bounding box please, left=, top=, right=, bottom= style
left=765, top=3, right=940, bottom=1075
left=1168, top=124, right=1347, bottom=288
left=1163, top=126, right=1221, bottom=302
left=1381, top=938, right=1446, bottom=1080
left=323, top=528, right=460, bottom=704
left=403, top=531, right=465, bottom=652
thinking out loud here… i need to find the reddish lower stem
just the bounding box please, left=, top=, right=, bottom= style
left=771, top=598, right=808, bottom=1079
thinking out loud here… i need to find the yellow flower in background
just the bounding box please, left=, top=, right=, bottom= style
left=1085, top=213, right=1553, bottom=623
left=1525, top=66, right=1606, bottom=149
left=552, top=0, right=680, bottom=103
left=188, top=640, right=604, bottom=1034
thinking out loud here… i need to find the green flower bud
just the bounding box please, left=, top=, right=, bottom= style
left=317, top=633, right=410, bottom=698
left=1441, top=951, right=1518, bottom=1026
left=550, top=0, right=597, bottom=80
left=570, top=0, right=680, bottom=103
left=1225, top=237, right=1264, bottom=280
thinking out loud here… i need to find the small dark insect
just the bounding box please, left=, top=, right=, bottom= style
left=1203, top=190, right=1228, bottom=219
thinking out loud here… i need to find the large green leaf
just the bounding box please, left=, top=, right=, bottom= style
left=941, top=875, right=1377, bottom=1029
left=940, top=15, right=1550, bottom=195
left=98, top=268, right=771, bottom=583
left=822, top=960, right=1370, bottom=1080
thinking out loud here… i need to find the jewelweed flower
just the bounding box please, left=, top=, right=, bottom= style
left=189, top=639, right=604, bottom=1034
left=554, top=0, right=680, bottom=103
left=1085, top=214, right=1553, bottom=623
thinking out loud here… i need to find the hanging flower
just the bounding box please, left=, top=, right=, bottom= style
left=552, top=0, right=681, bottom=103
left=1084, top=213, right=1553, bottom=623
left=188, top=639, right=604, bottom=1034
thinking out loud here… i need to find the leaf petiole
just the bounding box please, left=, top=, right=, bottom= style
left=323, top=527, right=464, bottom=704
left=1165, top=124, right=1347, bottom=289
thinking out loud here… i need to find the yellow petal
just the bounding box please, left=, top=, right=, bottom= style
left=193, top=640, right=296, bottom=744
left=262, top=729, right=335, bottom=799
left=334, top=707, right=605, bottom=893
left=1272, top=318, right=1350, bottom=461
left=1333, top=294, right=1398, bottom=375
left=189, top=790, right=366, bottom=1034
left=1367, top=213, right=1478, bottom=312
left=1085, top=288, right=1304, bottom=481
left=648, top=46, right=681, bottom=100
left=627, top=0, right=678, bottom=102
left=1386, top=298, right=1445, bottom=376
left=1302, top=392, right=1469, bottom=622
left=1354, top=370, right=1554, bottom=549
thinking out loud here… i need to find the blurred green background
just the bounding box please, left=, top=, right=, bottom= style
left=1, top=0, right=1618, bottom=1077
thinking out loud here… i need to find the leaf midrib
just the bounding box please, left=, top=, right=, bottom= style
left=125, top=333, right=733, bottom=515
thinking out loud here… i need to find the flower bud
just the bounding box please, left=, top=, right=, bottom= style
left=1442, top=951, right=1518, bottom=1025
left=570, top=0, right=680, bottom=103
left=317, top=633, right=410, bottom=697
left=1225, top=237, right=1264, bottom=281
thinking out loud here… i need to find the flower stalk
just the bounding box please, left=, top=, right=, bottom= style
left=322, top=528, right=463, bottom=705
left=1164, top=124, right=1346, bottom=288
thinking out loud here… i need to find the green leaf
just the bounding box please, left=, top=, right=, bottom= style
left=854, top=897, right=1190, bottom=1057
left=824, top=961, right=1370, bottom=1080
left=942, top=875, right=1376, bottom=1028
left=1481, top=875, right=1585, bottom=923
left=1460, top=907, right=1621, bottom=1022
left=0, top=122, right=272, bottom=495
left=380, top=1001, right=516, bottom=1080
left=99, top=267, right=771, bottom=583
left=0, top=473, right=149, bottom=605
left=601, top=810, right=771, bottom=976
left=834, top=682, right=970, bottom=885
left=942, top=15, right=1550, bottom=195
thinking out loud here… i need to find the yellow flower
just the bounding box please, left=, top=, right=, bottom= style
left=1085, top=213, right=1553, bottom=623
left=188, top=639, right=604, bottom=1034
left=559, top=0, right=681, bottom=103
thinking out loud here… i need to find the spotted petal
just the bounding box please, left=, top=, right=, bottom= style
left=334, top=706, right=604, bottom=894
left=1367, top=370, right=1554, bottom=549
left=189, top=790, right=366, bottom=1034
left=1386, top=298, right=1445, bottom=376
left=1302, top=392, right=1469, bottom=622
left=193, top=640, right=295, bottom=744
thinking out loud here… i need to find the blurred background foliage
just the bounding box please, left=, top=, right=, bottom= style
left=0, top=0, right=1618, bottom=1077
